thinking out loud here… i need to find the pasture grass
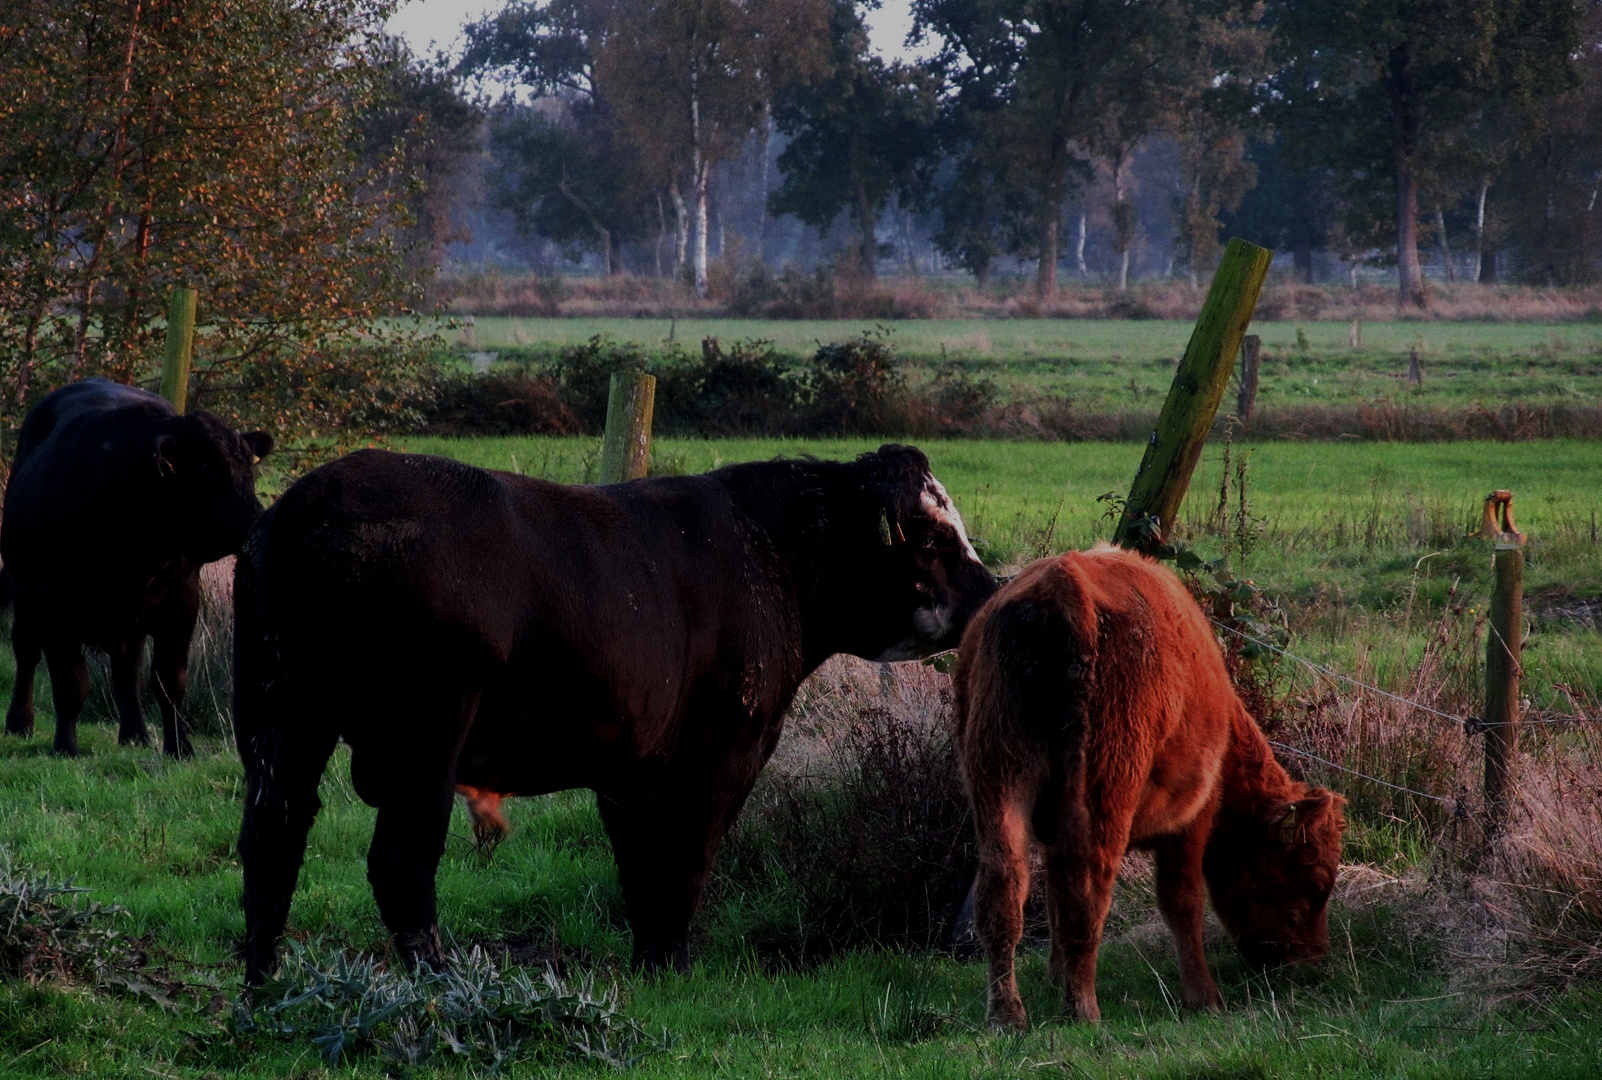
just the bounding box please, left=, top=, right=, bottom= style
left=1, top=435, right=1600, bottom=1075
left=446, top=317, right=1602, bottom=413
left=400, top=436, right=1602, bottom=712
left=1, top=732, right=1600, bottom=1078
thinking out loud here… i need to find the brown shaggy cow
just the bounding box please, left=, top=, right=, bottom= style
left=955, top=545, right=1345, bottom=1028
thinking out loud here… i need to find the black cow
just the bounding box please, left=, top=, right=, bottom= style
left=2, top=378, right=272, bottom=757
left=236, top=444, right=997, bottom=982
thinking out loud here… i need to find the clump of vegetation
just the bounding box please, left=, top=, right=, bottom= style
left=0, top=854, right=129, bottom=983
left=237, top=940, right=662, bottom=1070
left=713, top=665, right=976, bottom=962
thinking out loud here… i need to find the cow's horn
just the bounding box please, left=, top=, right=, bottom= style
left=879, top=508, right=893, bottom=546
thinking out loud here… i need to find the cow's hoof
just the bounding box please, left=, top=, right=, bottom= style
left=164, top=740, right=195, bottom=760
left=394, top=926, right=446, bottom=974
left=5, top=710, right=34, bottom=738
left=51, top=741, right=79, bottom=757
left=985, top=1005, right=1028, bottom=1032
left=119, top=728, right=151, bottom=748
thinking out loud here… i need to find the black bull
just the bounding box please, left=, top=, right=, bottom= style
left=237, top=445, right=997, bottom=982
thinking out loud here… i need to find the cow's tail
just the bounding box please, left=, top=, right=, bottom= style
left=988, top=561, right=1097, bottom=846
left=0, top=566, right=12, bottom=617
left=953, top=558, right=1098, bottom=947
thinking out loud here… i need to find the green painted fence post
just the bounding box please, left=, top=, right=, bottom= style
left=1113, top=238, right=1273, bottom=552
left=160, top=286, right=196, bottom=413
left=598, top=371, right=656, bottom=484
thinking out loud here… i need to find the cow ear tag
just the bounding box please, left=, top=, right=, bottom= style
left=1278, top=805, right=1299, bottom=843
left=879, top=508, right=893, bottom=546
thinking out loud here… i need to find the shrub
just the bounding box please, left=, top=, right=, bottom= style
left=710, top=661, right=976, bottom=962
left=797, top=330, right=911, bottom=435
left=237, top=940, right=662, bottom=1070
left=654, top=337, right=798, bottom=436
left=419, top=373, right=582, bottom=436
left=548, top=336, right=651, bottom=431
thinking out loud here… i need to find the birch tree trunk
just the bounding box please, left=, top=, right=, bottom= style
left=672, top=180, right=689, bottom=272
left=1434, top=208, right=1455, bottom=283
left=690, top=74, right=709, bottom=297
left=1075, top=212, right=1088, bottom=277
left=1474, top=180, right=1490, bottom=283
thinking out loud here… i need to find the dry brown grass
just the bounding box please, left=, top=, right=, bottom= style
left=434, top=272, right=1602, bottom=323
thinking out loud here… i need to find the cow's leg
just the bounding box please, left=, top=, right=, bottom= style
left=972, top=795, right=1032, bottom=1030
left=42, top=634, right=89, bottom=757
left=109, top=637, right=151, bottom=748
left=5, top=601, right=42, bottom=738
left=363, top=685, right=481, bottom=974
left=149, top=598, right=198, bottom=758
left=1152, top=823, right=1223, bottom=1011
left=597, top=753, right=762, bottom=973
left=1043, top=808, right=1127, bottom=1023
left=239, top=718, right=338, bottom=985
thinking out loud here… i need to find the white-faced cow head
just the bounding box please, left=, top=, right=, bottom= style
left=826, top=444, right=998, bottom=663
left=151, top=410, right=273, bottom=563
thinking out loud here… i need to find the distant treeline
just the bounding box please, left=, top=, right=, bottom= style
left=436, top=0, right=1602, bottom=303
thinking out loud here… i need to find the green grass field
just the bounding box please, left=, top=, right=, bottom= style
left=3, top=732, right=1601, bottom=1079
left=445, top=317, right=1602, bottom=416
left=2, top=434, right=1600, bottom=1076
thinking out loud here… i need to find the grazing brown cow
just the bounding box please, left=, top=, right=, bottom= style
left=955, top=546, right=1345, bottom=1028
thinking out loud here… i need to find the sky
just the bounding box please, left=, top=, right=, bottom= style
left=385, top=0, right=929, bottom=69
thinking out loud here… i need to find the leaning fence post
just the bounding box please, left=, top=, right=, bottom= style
left=1114, top=238, right=1273, bottom=552
left=1477, top=489, right=1525, bottom=847
left=598, top=371, right=656, bottom=484
left=160, top=286, right=196, bottom=413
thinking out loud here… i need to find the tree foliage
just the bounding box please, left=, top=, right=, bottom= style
left=770, top=0, right=940, bottom=278
left=0, top=0, right=435, bottom=454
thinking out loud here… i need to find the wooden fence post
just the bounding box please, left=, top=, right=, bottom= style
left=598, top=371, right=656, bottom=484
left=1236, top=333, right=1261, bottom=423
left=1114, top=238, right=1273, bottom=552
left=160, top=286, right=196, bottom=413
left=1478, top=489, right=1525, bottom=846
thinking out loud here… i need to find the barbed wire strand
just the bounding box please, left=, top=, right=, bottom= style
left=1208, top=618, right=1591, bottom=728
left=1266, top=741, right=1453, bottom=804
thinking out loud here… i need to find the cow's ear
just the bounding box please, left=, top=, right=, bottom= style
left=242, top=431, right=273, bottom=463
left=152, top=434, right=179, bottom=477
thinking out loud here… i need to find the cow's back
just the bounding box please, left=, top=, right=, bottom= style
left=957, top=546, right=1237, bottom=844
left=244, top=450, right=801, bottom=785
left=2, top=380, right=176, bottom=591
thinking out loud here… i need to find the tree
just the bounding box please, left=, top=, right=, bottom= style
left=1270, top=0, right=1584, bottom=307
left=913, top=0, right=1033, bottom=288
left=488, top=103, right=657, bottom=274
left=0, top=0, right=431, bottom=452
left=1223, top=138, right=1337, bottom=282
left=769, top=0, right=939, bottom=278
left=363, top=42, right=486, bottom=273
left=597, top=0, right=830, bottom=295
left=1498, top=2, right=1602, bottom=283
left=463, top=0, right=828, bottom=294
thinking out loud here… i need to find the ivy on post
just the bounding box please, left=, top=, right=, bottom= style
left=598, top=371, right=656, bottom=484
left=160, top=286, right=197, bottom=413
left=1113, top=238, right=1273, bottom=553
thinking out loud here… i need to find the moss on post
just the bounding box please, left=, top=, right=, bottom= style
left=1113, top=238, right=1272, bottom=552
left=599, top=371, right=656, bottom=484
left=160, top=287, right=197, bottom=413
